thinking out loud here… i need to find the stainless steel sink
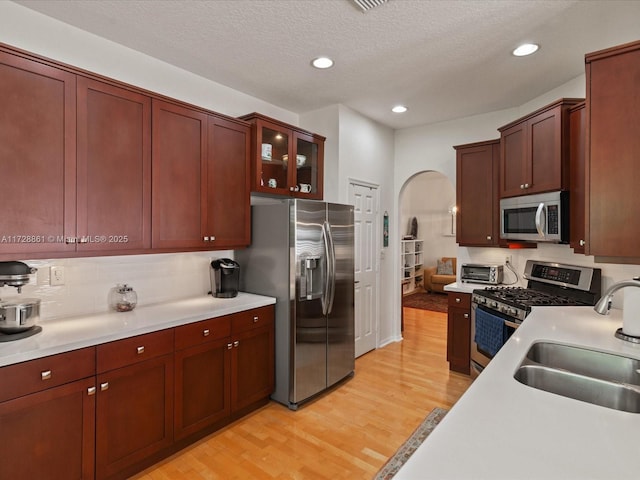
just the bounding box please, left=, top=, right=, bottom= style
left=514, top=342, right=640, bottom=413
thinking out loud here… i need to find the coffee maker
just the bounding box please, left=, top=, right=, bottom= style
left=209, top=258, right=240, bottom=298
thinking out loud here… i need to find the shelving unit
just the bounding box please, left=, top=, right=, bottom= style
left=401, top=239, right=424, bottom=295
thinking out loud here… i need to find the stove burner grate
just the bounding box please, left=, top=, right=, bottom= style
left=479, top=287, right=580, bottom=307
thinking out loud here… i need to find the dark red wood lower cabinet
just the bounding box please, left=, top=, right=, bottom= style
left=0, top=377, right=96, bottom=480
left=447, top=293, right=471, bottom=375
left=174, top=338, right=231, bottom=440
left=229, top=306, right=275, bottom=413
left=95, top=355, right=174, bottom=480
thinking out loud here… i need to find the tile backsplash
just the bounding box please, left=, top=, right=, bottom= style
left=0, top=251, right=232, bottom=321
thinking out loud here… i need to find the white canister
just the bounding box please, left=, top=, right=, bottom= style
left=622, top=287, right=640, bottom=337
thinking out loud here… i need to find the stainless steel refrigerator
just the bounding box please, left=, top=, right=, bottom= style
left=237, top=199, right=355, bottom=410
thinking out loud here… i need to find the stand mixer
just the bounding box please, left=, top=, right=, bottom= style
left=0, top=261, right=41, bottom=339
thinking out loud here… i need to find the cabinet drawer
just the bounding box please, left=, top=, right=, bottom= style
left=448, top=292, right=471, bottom=309
left=231, top=306, right=275, bottom=334
left=174, top=316, right=231, bottom=351
left=0, top=347, right=96, bottom=402
left=97, top=329, right=174, bottom=373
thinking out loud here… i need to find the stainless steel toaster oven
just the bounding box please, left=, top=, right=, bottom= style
left=461, top=264, right=503, bottom=285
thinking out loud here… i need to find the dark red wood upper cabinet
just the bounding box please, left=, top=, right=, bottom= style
left=2, top=44, right=251, bottom=258
left=239, top=112, right=325, bottom=199
left=206, top=116, right=251, bottom=249
left=454, top=139, right=500, bottom=246
left=77, top=77, right=152, bottom=252
left=151, top=99, right=208, bottom=250
left=568, top=102, right=586, bottom=254
left=0, top=50, right=77, bottom=258
left=585, top=41, right=640, bottom=259
left=498, top=99, right=582, bottom=199
left=152, top=100, right=252, bottom=251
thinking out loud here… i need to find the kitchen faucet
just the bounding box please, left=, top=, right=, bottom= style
left=594, top=277, right=640, bottom=343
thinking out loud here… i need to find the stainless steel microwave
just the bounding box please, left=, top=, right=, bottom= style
left=461, top=264, right=503, bottom=285
left=500, top=191, right=568, bottom=243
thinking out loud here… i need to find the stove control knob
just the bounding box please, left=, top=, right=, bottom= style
left=509, top=308, right=518, bottom=316
left=489, top=301, right=498, bottom=308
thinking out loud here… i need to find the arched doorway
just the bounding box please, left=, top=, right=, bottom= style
left=399, top=171, right=456, bottom=312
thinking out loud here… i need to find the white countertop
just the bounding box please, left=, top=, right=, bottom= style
left=396, top=306, right=640, bottom=480
left=0, top=293, right=275, bottom=368
left=443, top=281, right=486, bottom=294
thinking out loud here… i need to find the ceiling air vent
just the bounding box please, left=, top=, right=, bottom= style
left=351, top=0, right=389, bottom=13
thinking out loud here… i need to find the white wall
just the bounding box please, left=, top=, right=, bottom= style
left=337, top=106, right=397, bottom=345
left=300, top=105, right=340, bottom=202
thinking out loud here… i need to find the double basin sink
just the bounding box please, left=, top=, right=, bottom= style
left=514, top=342, right=640, bottom=413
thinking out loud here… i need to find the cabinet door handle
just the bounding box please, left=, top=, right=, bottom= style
left=65, top=237, right=77, bottom=244
left=211, top=236, right=215, bottom=242
left=524, top=183, right=529, bottom=188
left=579, top=239, right=585, bottom=246
left=41, top=370, right=52, bottom=381
left=290, top=186, right=295, bottom=192
left=204, top=236, right=210, bottom=241
left=137, top=346, right=145, bottom=355
left=253, top=316, right=259, bottom=323
left=87, top=386, right=96, bottom=396
left=100, top=382, right=109, bottom=391
left=487, top=235, right=492, bottom=241
left=233, top=340, right=240, bottom=348
left=520, top=184, right=525, bottom=189
left=227, top=343, right=233, bottom=349
left=78, top=236, right=88, bottom=244
left=203, top=329, right=210, bottom=337
left=464, top=313, right=469, bottom=319
left=455, top=298, right=461, bottom=303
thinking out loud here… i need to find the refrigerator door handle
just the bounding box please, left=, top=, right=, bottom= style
left=321, top=222, right=331, bottom=316
left=324, top=221, right=337, bottom=315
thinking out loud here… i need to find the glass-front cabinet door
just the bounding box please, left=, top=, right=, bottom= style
left=255, top=120, right=291, bottom=195
left=240, top=112, right=325, bottom=199
left=293, top=131, right=323, bottom=199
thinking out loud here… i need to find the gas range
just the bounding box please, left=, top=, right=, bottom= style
left=472, top=286, right=583, bottom=321
left=472, top=260, right=602, bottom=322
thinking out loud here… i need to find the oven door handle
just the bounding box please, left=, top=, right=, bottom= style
left=504, top=319, right=520, bottom=329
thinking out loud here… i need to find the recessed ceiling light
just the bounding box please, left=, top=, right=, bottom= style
left=512, top=43, right=539, bottom=57
left=392, top=105, right=408, bottom=113
left=312, top=57, right=334, bottom=69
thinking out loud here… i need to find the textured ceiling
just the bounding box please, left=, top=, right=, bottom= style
left=14, top=0, right=640, bottom=129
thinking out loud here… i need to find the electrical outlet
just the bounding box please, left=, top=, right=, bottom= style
left=505, top=255, right=512, bottom=265
left=50, top=266, right=65, bottom=286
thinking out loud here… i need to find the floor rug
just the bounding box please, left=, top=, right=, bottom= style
left=402, top=291, right=448, bottom=313
left=373, top=407, right=448, bottom=479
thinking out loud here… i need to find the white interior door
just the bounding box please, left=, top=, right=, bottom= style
left=349, top=181, right=379, bottom=357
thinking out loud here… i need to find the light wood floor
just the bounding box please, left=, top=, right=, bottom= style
left=133, top=308, right=473, bottom=479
